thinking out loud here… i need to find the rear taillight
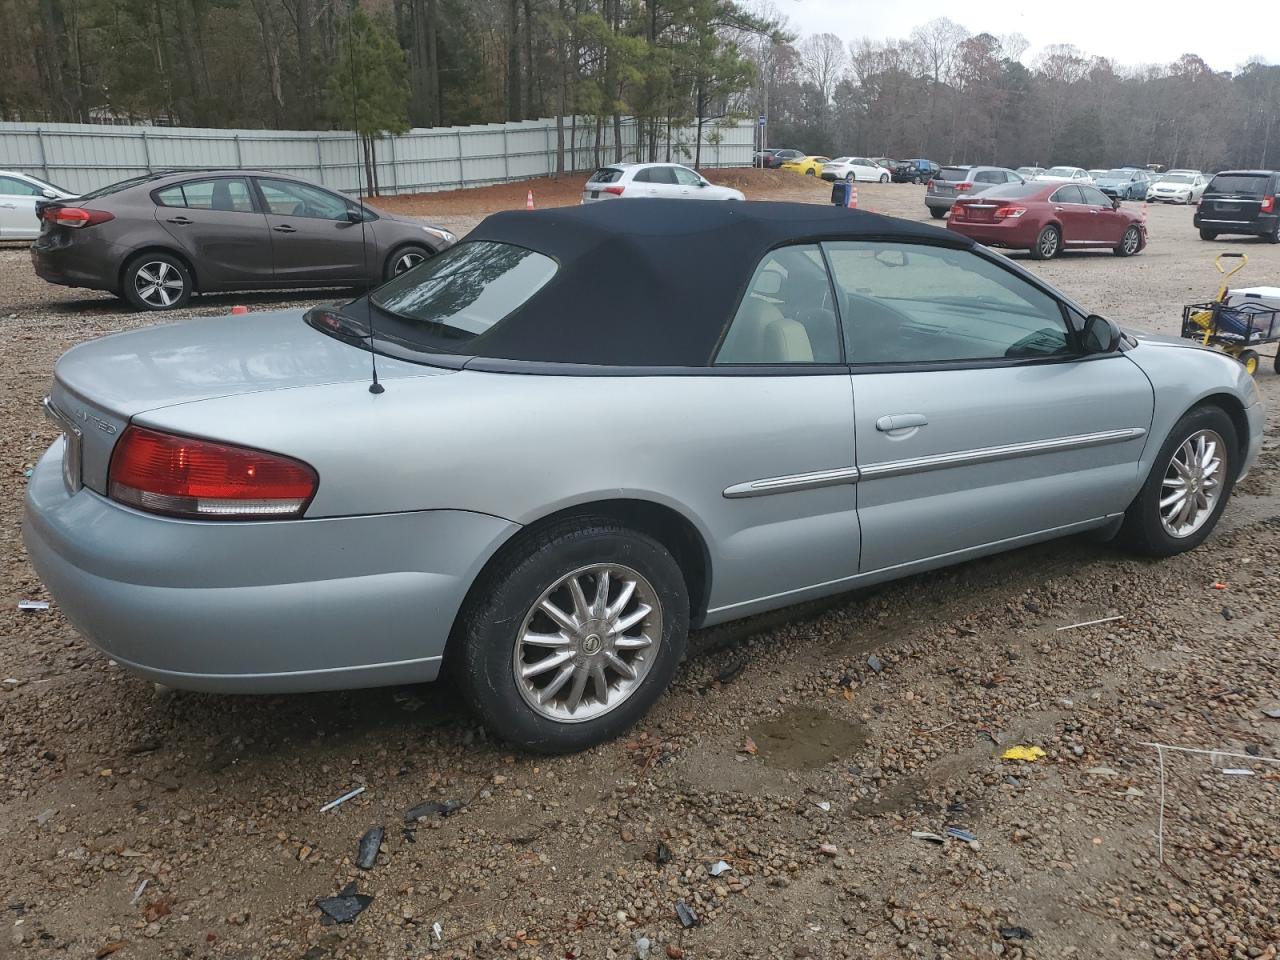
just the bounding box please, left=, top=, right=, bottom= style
left=1263, top=195, right=1275, bottom=213
left=926, top=180, right=934, bottom=189
left=950, top=204, right=966, bottom=219
left=43, top=206, right=115, bottom=228
left=108, top=426, right=317, bottom=520
left=994, top=205, right=1027, bottom=219
left=604, top=185, right=625, bottom=196
left=956, top=182, right=972, bottom=191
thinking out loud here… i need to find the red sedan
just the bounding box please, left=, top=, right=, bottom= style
left=947, top=181, right=1147, bottom=260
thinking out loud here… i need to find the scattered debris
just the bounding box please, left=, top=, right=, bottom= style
left=945, top=800, right=967, bottom=815
left=316, top=882, right=373, bottom=925
left=1211, top=582, right=1228, bottom=590
left=911, top=831, right=947, bottom=845
left=96, top=943, right=129, bottom=958
left=1001, top=745, right=1046, bottom=762
left=634, top=936, right=651, bottom=959
left=1086, top=766, right=1119, bottom=777
left=1221, top=607, right=1234, bottom=620
left=1003, top=776, right=1021, bottom=787
left=944, top=826, right=978, bottom=844
left=674, top=900, right=699, bottom=928
left=142, top=899, right=171, bottom=923
left=431, top=921, right=443, bottom=942
left=1246, top=745, right=1262, bottom=757
left=740, top=735, right=758, bottom=756
left=867, top=654, right=884, bottom=674
left=355, top=826, right=384, bottom=870
left=1222, top=768, right=1255, bottom=776
left=404, top=798, right=464, bottom=822
left=999, top=926, right=1033, bottom=941
left=666, top=946, right=684, bottom=959
left=1055, top=615, right=1123, bottom=631
left=1261, top=706, right=1280, bottom=720
left=129, top=879, right=149, bottom=905
left=391, top=691, right=425, bottom=712
left=708, top=860, right=732, bottom=877
left=17, top=600, right=49, bottom=612
left=319, top=786, right=365, bottom=813
left=814, top=800, right=831, bottom=812
left=35, top=808, right=57, bottom=827
left=817, top=843, right=838, bottom=857
left=646, top=841, right=673, bottom=866
left=716, top=657, right=746, bottom=684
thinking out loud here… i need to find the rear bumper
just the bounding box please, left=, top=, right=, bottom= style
left=946, top=218, right=1040, bottom=249
left=23, top=442, right=518, bottom=693
left=1193, top=211, right=1277, bottom=235
left=925, top=196, right=957, bottom=211
left=30, top=241, right=120, bottom=291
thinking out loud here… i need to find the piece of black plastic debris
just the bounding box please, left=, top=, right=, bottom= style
left=401, top=827, right=417, bottom=843
left=999, top=926, right=1033, bottom=941
left=404, top=799, right=463, bottom=822
left=356, top=826, right=384, bottom=870
left=316, top=882, right=373, bottom=925
left=1246, top=745, right=1261, bottom=757
left=654, top=840, right=672, bottom=865
left=867, top=654, right=884, bottom=674
left=1023, top=600, right=1041, bottom=614
left=946, top=800, right=967, bottom=815
left=717, top=658, right=746, bottom=684
left=674, top=900, right=699, bottom=928
left=1221, top=607, right=1234, bottom=621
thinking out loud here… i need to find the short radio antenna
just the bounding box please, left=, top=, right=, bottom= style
left=349, top=10, right=383, bottom=395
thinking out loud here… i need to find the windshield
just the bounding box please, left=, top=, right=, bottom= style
left=1160, top=174, right=1193, bottom=184
left=1102, top=169, right=1134, bottom=179
left=367, top=241, right=557, bottom=352
left=1206, top=173, right=1268, bottom=196
left=1047, top=167, right=1077, bottom=176
left=22, top=173, right=71, bottom=194
left=830, top=158, right=851, bottom=164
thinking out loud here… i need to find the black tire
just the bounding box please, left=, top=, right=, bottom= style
left=1199, top=228, right=1218, bottom=241
left=1029, top=224, right=1061, bottom=260
left=805, top=168, right=816, bottom=176
left=1114, top=224, right=1142, bottom=257
left=122, top=252, right=193, bottom=311
left=454, top=518, right=690, bottom=753
left=384, top=243, right=432, bottom=280
left=1116, top=406, right=1238, bottom=558
left=929, top=207, right=946, bottom=220
left=1273, top=349, right=1280, bottom=375
left=1266, top=220, right=1280, bottom=244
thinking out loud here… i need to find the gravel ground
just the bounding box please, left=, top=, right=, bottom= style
left=2, top=171, right=1279, bottom=960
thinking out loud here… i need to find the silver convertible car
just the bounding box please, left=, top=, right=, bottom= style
left=25, top=201, right=1263, bottom=752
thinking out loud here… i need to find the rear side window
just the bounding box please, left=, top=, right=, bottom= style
left=1205, top=174, right=1269, bottom=196
left=155, top=177, right=254, bottom=212
left=939, top=167, right=969, bottom=181
left=825, top=241, right=1070, bottom=364
left=975, top=170, right=1002, bottom=184
left=589, top=168, right=624, bottom=184
left=716, top=245, right=841, bottom=365
left=645, top=167, right=678, bottom=185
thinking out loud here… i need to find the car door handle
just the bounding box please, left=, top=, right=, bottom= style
left=0, top=202, right=17, bottom=208
left=876, top=413, right=929, bottom=432
left=165, top=216, right=192, bottom=224
left=272, top=224, right=297, bottom=233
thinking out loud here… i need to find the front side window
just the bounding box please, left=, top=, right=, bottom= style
left=716, top=245, right=842, bottom=364
left=673, top=166, right=702, bottom=186
left=0, top=176, right=41, bottom=196
left=1080, top=185, right=1111, bottom=206
left=1051, top=185, right=1085, bottom=204
left=369, top=241, right=557, bottom=350
left=257, top=178, right=350, bottom=220
left=824, top=241, right=1072, bottom=364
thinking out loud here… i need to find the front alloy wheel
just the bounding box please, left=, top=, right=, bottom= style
left=1159, top=429, right=1226, bottom=538
left=514, top=564, right=661, bottom=723
left=1115, top=225, right=1142, bottom=256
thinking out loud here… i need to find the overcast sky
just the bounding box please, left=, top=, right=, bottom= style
left=775, top=1, right=1280, bottom=74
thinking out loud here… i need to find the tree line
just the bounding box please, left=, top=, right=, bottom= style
left=1, top=2, right=1276, bottom=177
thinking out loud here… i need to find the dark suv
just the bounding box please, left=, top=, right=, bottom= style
left=30, top=169, right=456, bottom=310
left=1194, top=170, right=1279, bottom=242
left=892, top=159, right=940, bottom=184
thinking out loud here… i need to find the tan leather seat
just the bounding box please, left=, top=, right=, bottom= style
left=719, top=296, right=783, bottom=361
left=760, top=317, right=814, bottom=362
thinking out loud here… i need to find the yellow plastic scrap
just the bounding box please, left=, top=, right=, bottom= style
left=1000, top=745, right=1046, bottom=762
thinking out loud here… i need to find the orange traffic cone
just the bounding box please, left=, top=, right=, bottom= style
left=526, top=189, right=535, bottom=211
left=849, top=184, right=859, bottom=209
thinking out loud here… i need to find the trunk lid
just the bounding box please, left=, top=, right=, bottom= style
left=48, top=308, right=450, bottom=494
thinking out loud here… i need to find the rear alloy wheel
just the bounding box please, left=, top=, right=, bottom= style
left=456, top=519, right=689, bottom=752
left=385, top=244, right=431, bottom=280
left=123, top=253, right=192, bottom=311
left=1199, top=228, right=1218, bottom=241
left=1114, top=225, right=1142, bottom=257
left=1030, top=224, right=1061, bottom=260
left=1117, top=406, right=1237, bottom=557
left=844, top=172, right=855, bottom=183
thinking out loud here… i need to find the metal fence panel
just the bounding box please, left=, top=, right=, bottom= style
left=0, top=117, right=754, bottom=197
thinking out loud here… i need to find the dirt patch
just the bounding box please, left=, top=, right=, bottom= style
left=749, top=706, right=869, bottom=770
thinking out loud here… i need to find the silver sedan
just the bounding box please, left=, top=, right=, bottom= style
left=24, top=200, right=1264, bottom=752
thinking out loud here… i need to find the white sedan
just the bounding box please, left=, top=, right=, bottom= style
left=1034, top=166, right=1093, bottom=184
left=581, top=163, right=745, bottom=202
left=1148, top=173, right=1208, bottom=204
left=820, top=157, right=891, bottom=183
left=0, top=170, right=76, bottom=240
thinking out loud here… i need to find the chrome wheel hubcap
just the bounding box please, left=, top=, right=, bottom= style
left=134, top=261, right=185, bottom=307
left=1160, top=429, right=1225, bottom=538
left=513, top=563, right=662, bottom=723
left=394, top=251, right=425, bottom=275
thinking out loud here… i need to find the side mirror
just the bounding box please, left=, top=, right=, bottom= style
left=41, top=188, right=58, bottom=199
left=696, top=180, right=708, bottom=187
left=346, top=208, right=363, bottom=223
left=1112, top=197, right=1122, bottom=210
left=1081, top=314, right=1122, bottom=354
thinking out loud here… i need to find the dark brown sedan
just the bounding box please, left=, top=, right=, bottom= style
left=31, top=169, right=456, bottom=310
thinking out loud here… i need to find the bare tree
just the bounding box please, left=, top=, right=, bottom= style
left=798, top=32, right=846, bottom=104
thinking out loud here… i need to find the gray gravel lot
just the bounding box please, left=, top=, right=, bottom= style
left=1, top=181, right=1278, bottom=960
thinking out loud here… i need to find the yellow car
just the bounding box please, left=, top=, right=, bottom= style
left=779, top=155, right=830, bottom=177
